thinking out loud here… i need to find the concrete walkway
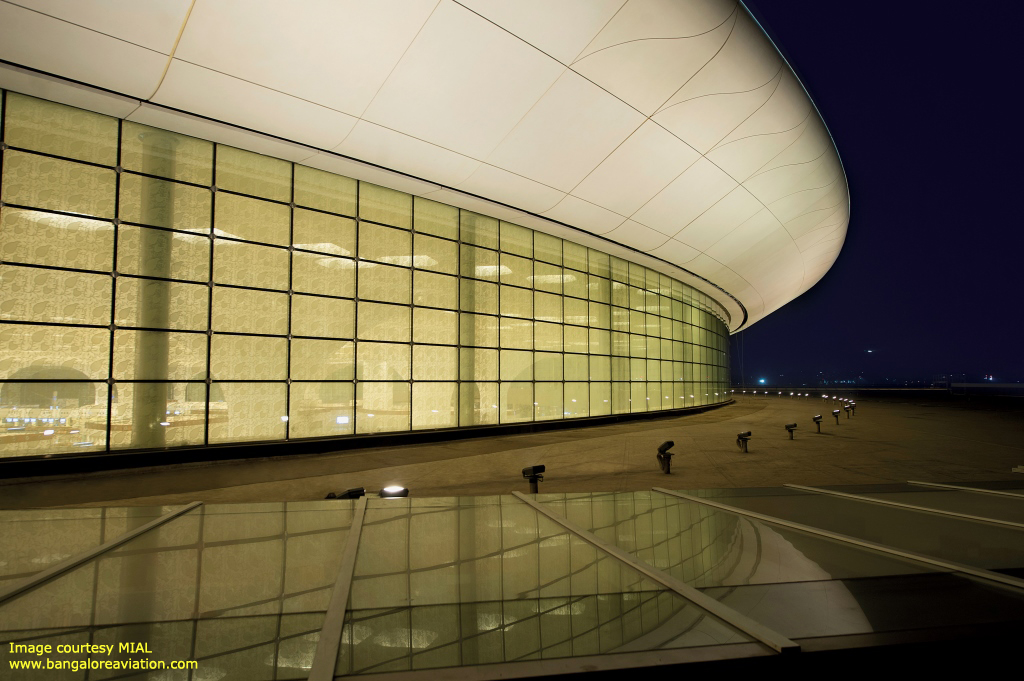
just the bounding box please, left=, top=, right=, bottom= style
left=2, top=395, right=1022, bottom=508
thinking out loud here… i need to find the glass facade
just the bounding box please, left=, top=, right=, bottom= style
left=0, top=91, right=731, bottom=459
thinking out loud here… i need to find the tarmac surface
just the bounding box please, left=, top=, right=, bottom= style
left=2, top=394, right=1022, bottom=508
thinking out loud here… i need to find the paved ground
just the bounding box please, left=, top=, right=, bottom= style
left=2, top=394, right=1022, bottom=508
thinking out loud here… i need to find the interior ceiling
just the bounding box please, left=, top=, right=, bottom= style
left=0, top=0, right=849, bottom=331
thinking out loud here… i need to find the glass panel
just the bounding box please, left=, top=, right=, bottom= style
left=2, top=150, right=115, bottom=218
left=293, top=208, right=355, bottom=256
left=535, top=382, right=561, bottom=420
left=357, top=342, right=410, bottom=381
left=119, top=172, right=211, bottom=233
left=5, top=93, right=118, bottom=165
left=848, top=486, right=1024, bottom=524
left=460, top=211, right=497, bottom=249
left=215, top=145, right=291, bottom=202
left=211, top=334, right=287, bottom=380
left=413, top=308, right=457, bottom=345
left=1, top=324, right=109, bottom=379
left=413, top=197, right=458, bottom=239
left=360, top=183, right=412, bottom=229
left=122, top=121, right=213, bottom=185
left=112, top=329, right=205, bottom=380
left=460, top=279, right=497, bottom=315
left=118, top=224, right=209, bottom=282
left=291, top=339, right=354, bottom=381
left=294, top=164, right=357, bottom=216
left=711, top=488, right=1024, bottom=571
left=499, top=221, right=532, bottom=257
left=292, top=294, right=354, bottom=339
left=534, top=232, right=561, bottom=265
left=211, top=287, right=287, bottom=335
left=357, top=302, right=410, bottom=342
left=563, top=241, right=587, bottom=271
left=459, top=313, right=498, bottom=348
left=290, top=382, right=354, bottom=438
left=109, top=382, right=206, bottom=449
left=413, top=270, right=456, bottom=309
left=460, top=348, right=497, bottom=381
left=0, top=382, right=108, bottom=457
left=413, top=233, right=457, bottom=274
left=213, top=239, right=288, bottom=289
left=0, top=266, right=111, bottom=325
left=208, top=382, right=287, bottom=443
left=459, top=382, right=498, bottom=425
left=412, top=382, right=458, bottom=429
left=358, top=262, right=410, bottom=304
left=0, top=506, right=175, bottom=583
left=292, top=252, right=355, bottom=297
left=412, top=345, right=456, bottom=381
left=356, top=382, right=410, bottom=434
left=500, top=383, right=532, bottom=423
left=0, top=208, right=113, bottom=271
left=214, top=191, right=289, bottom=245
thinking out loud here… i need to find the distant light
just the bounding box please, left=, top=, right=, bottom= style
left=431, top=409, right=438, bottom=413
left=336, top=416, right=349, bottom=424
left=758, top=379, right=765, bottom=384
left=43, top=429, right=55, bottom=435
left=379, top=485, right=409, bottom=498
left=867, top=350, right=873, bottom=353
left=367, top=413, right=374, bottom=418
left=159, top=422, right=170, bottom=427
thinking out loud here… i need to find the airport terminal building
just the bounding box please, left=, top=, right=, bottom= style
left=10, top=4, right=1024, bottom=681
left=0, top=0, right=848, bottom=463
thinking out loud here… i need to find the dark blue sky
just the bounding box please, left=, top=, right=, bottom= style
left=731, top=1, right=1021, bottom=386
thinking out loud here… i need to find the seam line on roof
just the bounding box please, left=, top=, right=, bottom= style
left=343, top=0, right=443, bottom=134
left=710, top=100, right=810, bottom=153
left=0, top=0, right=170, bottom=55
left=452, top=0, right=625, bottom=68
left=570, top=4, right=739, bottom=65
left=649, top=6, right=740, bottom=117
left=656, top=61, right=783, bottom=112
left=767, top=170, right=843, bottom=205
left=147, top=0, right=197, bottom=100
left=0, top=56, right=747, bottom=329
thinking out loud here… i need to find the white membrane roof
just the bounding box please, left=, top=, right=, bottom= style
left=0, top=0, right=849, bottom=330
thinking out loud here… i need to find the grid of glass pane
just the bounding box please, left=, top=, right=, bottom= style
left=0, top=90, right=731, bottom=458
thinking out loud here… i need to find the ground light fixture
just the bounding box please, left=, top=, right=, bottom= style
left=850, top=402, right=857, bottom=415
left=833, top=409, right=841, bottom=424
left=785, top=423, right=798, bottom=440
left=736, top=431, right=752, bottom=453
left=656, top=441, right=675, bottom=474
left=813, top=414, right=823, bottom=433
left=379, top=486, right=409, bottom=498
left=522, top=465, right=545, bottom=494
left=844, top=404, right=851, bottom=418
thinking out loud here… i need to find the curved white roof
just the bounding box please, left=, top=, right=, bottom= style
left=0, top=0, right=848, bottom=330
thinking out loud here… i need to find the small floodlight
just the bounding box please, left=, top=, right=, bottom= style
left=523, top=465, right=545, bottom=493
left=656, top=441, right=675, bottom=474
left=784, top=423, right=798, bottom=440
left=736, top=431, right=752, bottom=453
left=812, top=414, right=823, bottom=433
left=379, top=486, right=409, bottom=498
left=832, top=409, right=841, bottom=424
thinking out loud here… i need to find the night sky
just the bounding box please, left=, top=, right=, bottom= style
left=732, top=1, right=1021, bottom=386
